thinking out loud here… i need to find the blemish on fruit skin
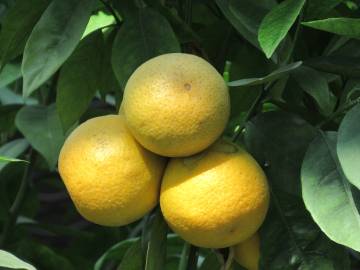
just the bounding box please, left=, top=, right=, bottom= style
left=184, top=83, right=191, bottom=90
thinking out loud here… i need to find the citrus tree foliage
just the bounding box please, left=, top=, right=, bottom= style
left=0, top=0, right=359, bottom=269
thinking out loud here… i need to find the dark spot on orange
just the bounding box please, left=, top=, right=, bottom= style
left=184, top=83, right=191, bottom=90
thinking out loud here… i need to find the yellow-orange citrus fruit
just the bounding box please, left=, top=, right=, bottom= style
left=234, top=233, right=260, bottom=270
left=122, top=53, right=230, bottom=157
left=160, top=140, right=269, bottom=248
left=58, top=115, right=165, bottom=226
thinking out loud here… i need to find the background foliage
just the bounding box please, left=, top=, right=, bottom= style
left=0, top=0, right=360, bottom=269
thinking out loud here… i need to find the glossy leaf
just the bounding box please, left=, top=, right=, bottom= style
left=118, top=240, right=143, bottom=270
left=0, top=138, right=29, bottom=172
left=82, top=11, right=115, bottom=38
left=302, top=131, right=360, bottom=252
left=0, top=249, right=36, bottom=270
left=15, top=105, right=65, bottom=169
left=228, top=61, right=302, bottom=87
left=292, top=66, right=336, bottom=116
left=303, top=18, right=360, bottom=38
left=145, top=212, right=168, bottom=270
left=258, top=0, right=305, bottom=58
left=111, top=7, right=180, bottom=89
left=0, top=0, right=50, bottom=68
left=244, top=111, right=318, bottom=195
left=21, top=0, right=95, bottom=97
left=337, top=104, right=360, bottom=190
left=56, top=30, right=104, bottom=131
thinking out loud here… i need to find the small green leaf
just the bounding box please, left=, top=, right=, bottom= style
left=15, top=104, right=65, bottom=170
left=0, top=62, right=21, bottom=88
left=0, top=249, right=36, bottom=270
left=292, top=66, right=336, bottom=116
left=258, top=0, right=305, bottom=58
left=0, top=139, right=29, bottom=172
left=21, top=0, right=95, bottom=97
left=0, top=156, right=28, bottom=163
left=82, top=10, right=115, bottom=38
left=111, top=7, right=180, bottom=89
left=337, top=104, right=360, bottom=190
left=301, top=131, right=360, bottom=252
left=145, top=211, right=168, bottom=270
left=0, top=0, right=50, bottom=68
left=244, top=111, right=318, bottom=195
left=118, top=240, right=143, bottom=270
left=94, top=238, right=139, bottom=270
left=56, top=30, right=104, bottom=131
left=303, top=18, right=360, bottom=38
left=228, top=61, right=302, bottom=87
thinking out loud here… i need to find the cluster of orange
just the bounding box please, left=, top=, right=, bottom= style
left=59, top=53, right=269, bottom=270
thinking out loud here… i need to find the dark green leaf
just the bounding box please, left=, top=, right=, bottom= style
left=15, top=104, right=65, bottom=169
left=118, top=240, right=143, bottom=270
left=21, top=0, right=95, bottom=97
left=56, top=30, right=104, bottom=131
left=305, top=0, right=344, bottom=20
left=0, top=0, right=50, bottom=68
left=199, top=252, right=222, bottom=270
left=339, top=79, right=360, bottom=109
left=145, top=212, right=168, bottom=270
left=0, top=138, right=29, bottom=172
left=260, top=191, right=350, bottom=270
left=0, top=104, right=21, bottom=133
left=216, top=0, right=272, bottom=49
left=244, top=111, right=318, bottom=195
left=258, top=0, right=305, bottom=58
left=302, top=18, right=360, bottom=38
left=0, top=62, right=21, bottom=88
left=305, top=56, right=360, bottom=77
left=292, top=66, right=336, bottom=116
left=111, top=7, right=180, bottom=89
left=228, top=61, right=302, bottom=87
left=0, top=249, right=36, bottom=270
left=337, top=104, right=360, bottom=190
left=94, top=238, right=139, bottom=270
left=302, top=131, right=360, bottom=252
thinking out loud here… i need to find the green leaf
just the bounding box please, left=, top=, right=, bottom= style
left=94, top=238, right=139, bottom=270
left=0, top=156, right=27, bottom=163
left=305, top=56, right=360, bottom=77
left=0, top=138, right=29, bottom=172
left=21, top=0, right=95, bottom=97
left=82, top=10, right=115, bottom=38
left=111, top=7, right=180, bottom=89
left=117, top=240, right=143, bottom=270
left=303, top=18, right=360, bottom=38
left=0, top=249, right=36, bottom=270
left=228, top=61, right=302, bottom=87
left=0, top=0, right=50, bottom=68
left=301, top=131, right=360, bottom=252
left=215, top=0, right=272, bottom=49
left=337, top=104, right=360, bottom=190
left=145, top=211, right=168, bottom=270
left=56, top=30, right=104, bottom=131
left=244, top=111, right=318, bottom=195
left=0, top=62, right=21, bottom=88
left=258, top=0, right=305, bottom=58
left=15, top=104, right=65, bottom=169
left=0, top=88, right=38, bottom=105
left=260, top=192, right=350, bottom=270
left=199, top=252, right=222, bottom=270
left=292, top=66, right=336, bottom=116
